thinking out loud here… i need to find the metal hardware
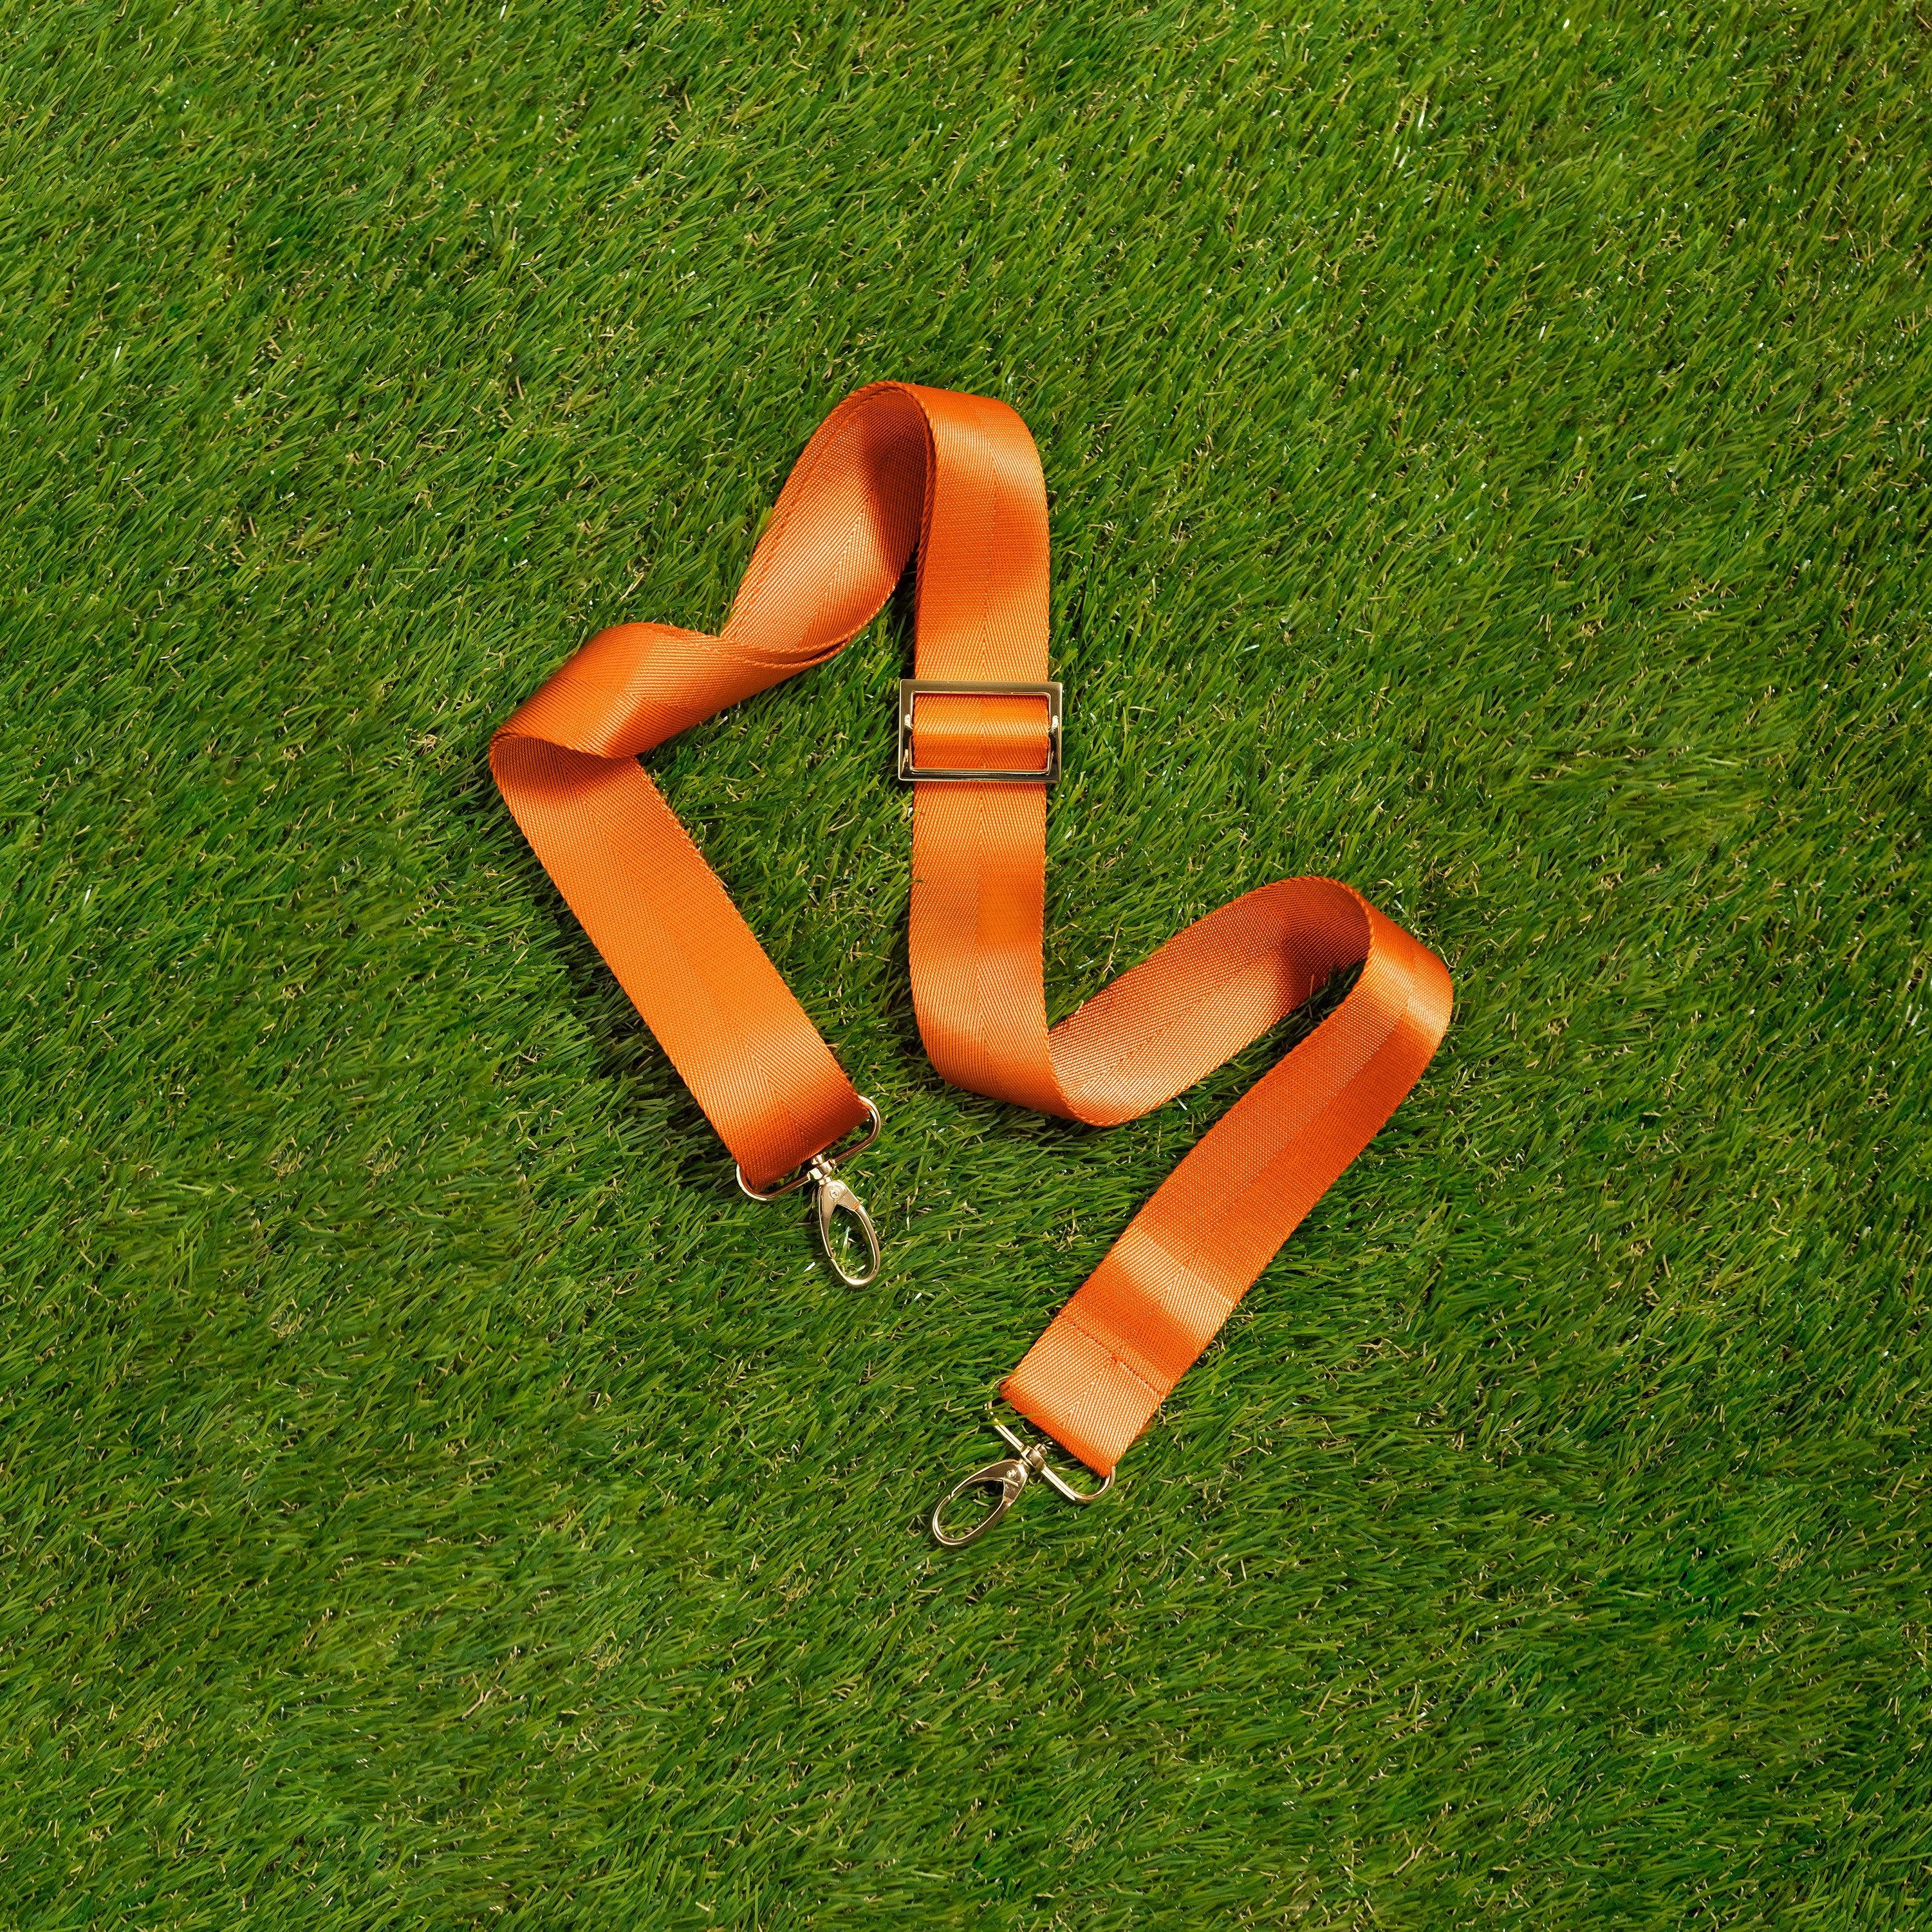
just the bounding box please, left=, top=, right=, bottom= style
left=736, top=1097, right=884, bottom=1288
left=929, top=1407, right=1115, bottom=1547
left=896, top=680, right=1063, bottom=783
left=931, top=1451, right=1034, bottom=1547
left=813, top=1167, right=881, bottom=1288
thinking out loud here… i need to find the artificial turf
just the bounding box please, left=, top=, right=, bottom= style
left=4, top=1, right=1929, bottom=1925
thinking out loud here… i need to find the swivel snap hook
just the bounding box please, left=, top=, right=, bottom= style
left=930, top=1451, right=1037, bottom=1548
left=813, top=1162, right=881, bottom=1288
left=927, top=1408, right=1117, bottom=1548
left=735, top=1097, right=884, bottom=1288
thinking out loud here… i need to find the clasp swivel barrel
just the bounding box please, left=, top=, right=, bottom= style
left=736, top=1098, right=883, bottom=1288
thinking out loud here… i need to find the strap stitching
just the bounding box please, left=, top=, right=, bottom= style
left=1057, top=1305, right=1166, bottom=1402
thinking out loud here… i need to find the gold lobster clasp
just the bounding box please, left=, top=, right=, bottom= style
left=929, top=1407, right=1115, bottom=1548
left=736, top=1098, right=883, bottom=1288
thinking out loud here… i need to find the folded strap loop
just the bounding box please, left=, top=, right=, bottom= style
left=492, top=382, right=1452, bottom=1478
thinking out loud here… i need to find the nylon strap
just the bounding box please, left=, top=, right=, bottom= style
left=492, top=382, right=1453, bottom=1479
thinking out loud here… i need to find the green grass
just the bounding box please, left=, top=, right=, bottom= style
left=4, top=1, right=1929, bottom=1924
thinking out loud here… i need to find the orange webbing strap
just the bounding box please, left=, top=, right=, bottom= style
left=492, top=382, right=1452, bottom=1485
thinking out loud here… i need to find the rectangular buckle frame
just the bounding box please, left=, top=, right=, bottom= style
left=896, top=680, right=1063, bottom=783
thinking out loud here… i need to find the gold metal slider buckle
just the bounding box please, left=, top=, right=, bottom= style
left=896, top=680, right=1063, bottom=783
left=736, top=1097, right=883, bottom=1287
left=929, top=1406, right=1115, bottom=1548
